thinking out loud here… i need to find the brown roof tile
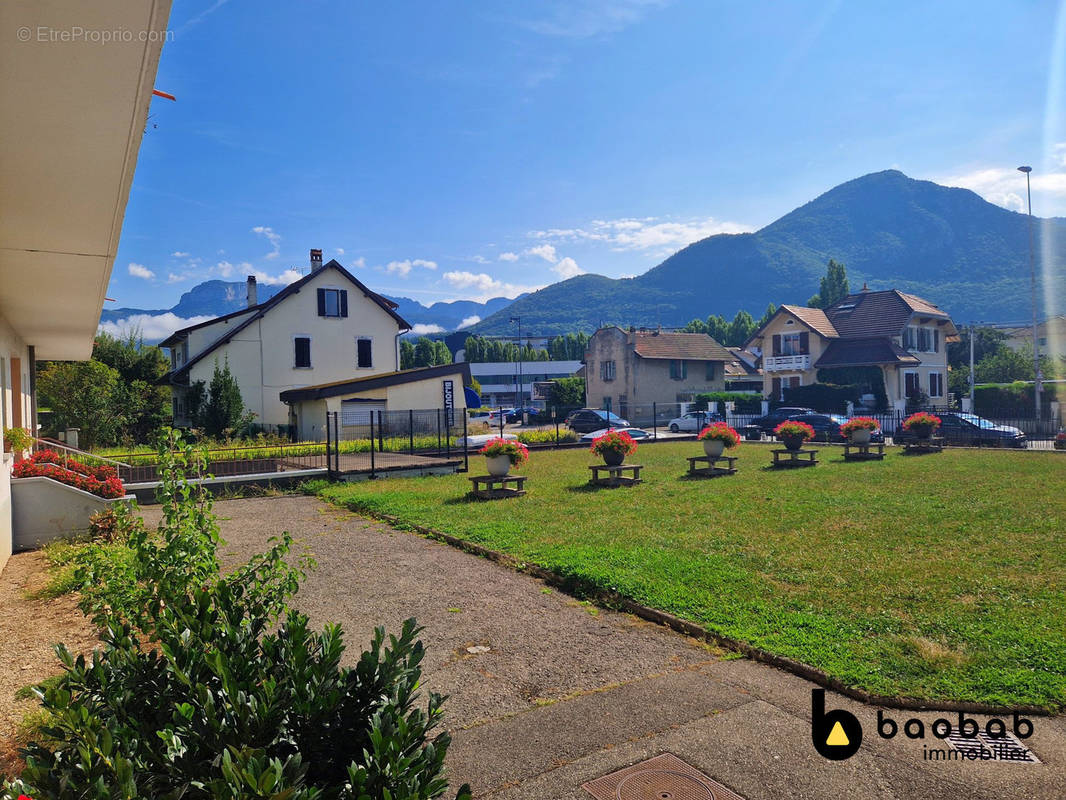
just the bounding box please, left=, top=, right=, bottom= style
left=778, top=305, right=839, bottom=338
left=814, top=337, right=921, bottom=368
left=632, top=331, right=732, bottom=361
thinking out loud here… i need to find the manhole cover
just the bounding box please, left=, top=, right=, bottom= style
left=582, top=753, right=746, bottom=800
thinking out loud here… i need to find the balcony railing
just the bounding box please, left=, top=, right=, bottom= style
left=763, top=354, right=811, bottom=371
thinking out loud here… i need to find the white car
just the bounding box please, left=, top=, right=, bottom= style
left=579, top=427, right=653, bottom=442
left=454, top=432, right=518, bottom=450
left=666, top=412, right=722, bottom=433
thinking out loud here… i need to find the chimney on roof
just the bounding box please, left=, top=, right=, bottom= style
left=246, top=275, right=258, bottom=308
left=310, top=248, right=323, bottom=272
left=861, top=282, right=869, bottom=292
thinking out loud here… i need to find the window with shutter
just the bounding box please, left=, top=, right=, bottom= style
left=294, top=337, right=311, bottom=368
left=799, top=331, right=809, bottom=354
left=772, top=334, right=782, bottom=356
left=771, top=377, right=782, bottom=400
left=356, top=338, right=373, bottom=369
left=319, top=288, right=343, bottom=317
left=705, top=361, right=715, bottom=380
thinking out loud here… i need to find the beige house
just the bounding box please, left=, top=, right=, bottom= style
left=280, top=363, right=471, bottom=441
left=584, top=327, right=732, bottom=417
left=998, top=315, right=1065, bottom=358
left=163, top=253, right=412, bottom=430
left=746, top=289, right=958, bottom=408
left=1, top=0, right=171, bottom=570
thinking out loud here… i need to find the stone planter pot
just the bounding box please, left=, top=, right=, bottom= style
left=910, top=425, right=934, bottom=440
left=485, top=454, right=511, bottom=477
left=602, top=449, right=625, bottom=467
left=849, top=429, right=872, bottom=445
left=702, top=439, right=726, bottom=458
left=11, top=476, right=134, bottom=551
left=781, top=434, right=806, bottom=452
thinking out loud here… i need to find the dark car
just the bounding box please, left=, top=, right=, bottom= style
left=747, top=406, right=815, bottom=435
left=566, top=408, right=630, bottom=433
left=787, top=413, right=885, bottom=444
left=504, top=406, right=540, bottom=423
left=896, top=412, right=1027, bottom=448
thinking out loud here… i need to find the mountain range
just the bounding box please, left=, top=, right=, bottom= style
left=100, top=281, right=522, bottom=339
left=466, top=170, right=1065, bottom=335
left=101, top=170, right=1064, bottom=342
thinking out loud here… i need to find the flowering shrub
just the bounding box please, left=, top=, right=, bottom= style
left=839, top=416, right=881, bottom=436
left=13, top=451, right=124, bottom=499
left=479, top=437, right=529, bottom=466
left=773, top=420, right=816, bottom=441
left=902, top=411, right=941, bottom=432
left=590, top=429, right=638, bottom=457
left=697, top=422, right=740, bottom=448
left=3, top=426, right=33, bottom=455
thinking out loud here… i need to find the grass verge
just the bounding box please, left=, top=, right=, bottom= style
left=314, top=440, right=1066, bottom=710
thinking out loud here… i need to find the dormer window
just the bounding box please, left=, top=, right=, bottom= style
left=318, top=288, right=348, bottom=318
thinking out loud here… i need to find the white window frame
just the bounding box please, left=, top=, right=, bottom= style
left=293, top=334, right=313, bottom=369
left=780, top=332, right=802, bottom=356
left=321, top=286, right=344, bottom=318
left=356, top=336, right=374, bottom=369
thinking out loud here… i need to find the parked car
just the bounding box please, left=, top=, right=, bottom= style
left=746, top=407, right=815, bottom=435
left=786, top=413, right=885, bottom=443
left=579, top=427, right=653, bottom=442
left=666, top=411, right=724, bottom=433
left=565, top=409, right=630, bottom=433
left=504, top=406, right=540, bottom=424
left=896, top=412, right=1027, bottom=448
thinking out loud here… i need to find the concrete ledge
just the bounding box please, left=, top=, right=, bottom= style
left=11, top=477, right=133, bottom=551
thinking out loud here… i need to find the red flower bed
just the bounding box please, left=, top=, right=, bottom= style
left=13, top=450, right=124, bottom=498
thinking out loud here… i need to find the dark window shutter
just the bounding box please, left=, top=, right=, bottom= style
left=295, top=337, right=311, bottom=368
left=772, top=334, right=782, bottom=356
left=705, top=361, right=715, bottom=380
left=799, top=331, right=809, bottom=354
left=933, top=329, right=939, bottom=352
left=772, top=377, right=782, bottom=399
left=317, top=288, right=326, bottom=316
left=340, top=290, right=348, bottom=318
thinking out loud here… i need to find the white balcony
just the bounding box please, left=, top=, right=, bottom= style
left=763, top=354, right=811, bottom=372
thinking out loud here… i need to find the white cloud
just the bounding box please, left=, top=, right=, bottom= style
left=167, top=272, right=191, bottom=284
left=528, top=215, right=754, bottom=252
left=520, top=0, right=668, bottom=39
left=335, top=247, right=345, bottom=255
left=527, top=243, right=558, bottom=263
left=251, top=225, right=282, bottom=259
left=498, top=251, right=519, bottom=262
left=386, top=258, right=438, bottom=277
left=935, top=160, right=1066, bottom=214
left=171, top=251, right=190, bottom=258
left=458, top=315, right=481, bottom=329
left=349, top=256, right=366, bottom=268
left=440, top=270, right=543, bottom=303
left=409, top=323, right=445, bottom=335
left=471, top=255, right=490, bottom=264
left=216, top=260, right=236, bottom=278
left=128, top=263, right=155, bottom=280
left=552, top=256, right=584, bottom=279
left=252, top=268, right=303, bottom=286
left=98, top=312, right=214, bottom=342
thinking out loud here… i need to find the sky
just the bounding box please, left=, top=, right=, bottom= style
left=107, top=0, right=1066, bottom=336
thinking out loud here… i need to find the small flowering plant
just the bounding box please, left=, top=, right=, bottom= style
left=902, top=411, right=941, bottom=432
left=590, top=429, right=638, bottom=457
left=1054, top=431, right=1065, bottom=450
left=12, top=450, right=125, bottom=498
left=479, top=437, right=529, bottom=466
left=773, top=420, right=816, bottom=441
left=697, top=422, right=740, bottom=449
left=839, top=416, right=881, bottom=436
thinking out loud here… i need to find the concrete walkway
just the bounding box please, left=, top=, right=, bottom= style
left=144, top=497, right=1065, bottom=800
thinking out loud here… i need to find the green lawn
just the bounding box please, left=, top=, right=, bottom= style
left=313, top=441, right=1066, bottom=710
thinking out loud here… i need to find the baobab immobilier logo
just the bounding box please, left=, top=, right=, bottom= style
left=811, top=689, right=1036, bottom=762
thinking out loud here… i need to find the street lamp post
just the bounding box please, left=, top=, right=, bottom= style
left=1017, top=166, right=1043, bottom=421
left=510, top=316, right=522, bottom=408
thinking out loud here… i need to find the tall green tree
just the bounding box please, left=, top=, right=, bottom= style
left=544, top=377, right=585, bottom=409
left=93, top=331, right=171, bottom=443
left=37, top=360, right=123, bottom=449
left=400, top=339, right=416, bottom=370
left=808, top=258, right=850, bottom=309
left=726, top=310, right=757, bottom=347
left=198, top=360, right=248, bottom=438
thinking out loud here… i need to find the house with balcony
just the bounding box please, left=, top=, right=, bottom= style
left=584, top=327, right=733, bottom=417
left=745, top=289, right=958, bottom=408
left=1, top=0, right=171, bottom=569
left=162, top=251, right=412, bottom=433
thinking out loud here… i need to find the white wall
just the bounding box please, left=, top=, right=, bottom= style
left=184, top=267, right=404, bottom=427
left=0, top=308, right=33, bottom=572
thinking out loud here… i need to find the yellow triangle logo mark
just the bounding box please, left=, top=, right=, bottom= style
left=826, top=721, right=850, bottom=747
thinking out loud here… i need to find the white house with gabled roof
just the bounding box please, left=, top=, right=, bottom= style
left=162, top=251, right=412, bottom=431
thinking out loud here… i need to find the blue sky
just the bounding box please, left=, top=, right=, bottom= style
left=109, top=0, right=1066, bottom=334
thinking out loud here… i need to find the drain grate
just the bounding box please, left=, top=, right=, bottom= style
left=582, top=753, right=746, bottom=800
left=945, top=730, right=1040, bottom=763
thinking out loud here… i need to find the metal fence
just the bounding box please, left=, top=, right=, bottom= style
left=325, top=408, right=469, bottom=477
left=103, top=443, right=331, bottom=483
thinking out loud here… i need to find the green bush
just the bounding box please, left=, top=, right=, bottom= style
left=974, top=381, right=1059, bottom=416
left=781, top=382, right=861, bottom=413
left=4, top=431, right=470, bottom=800
left=516, top=429, right=579, bottom=445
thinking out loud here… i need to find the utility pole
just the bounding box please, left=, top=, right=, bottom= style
left=969, top=322, right=975, bottom=409
left=1018, top=166, right=1043, bottom=420
left=510, top=316, right=522, bottom=408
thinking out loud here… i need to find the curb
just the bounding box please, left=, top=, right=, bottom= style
left=337, top=501, right=1056, bottom=718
